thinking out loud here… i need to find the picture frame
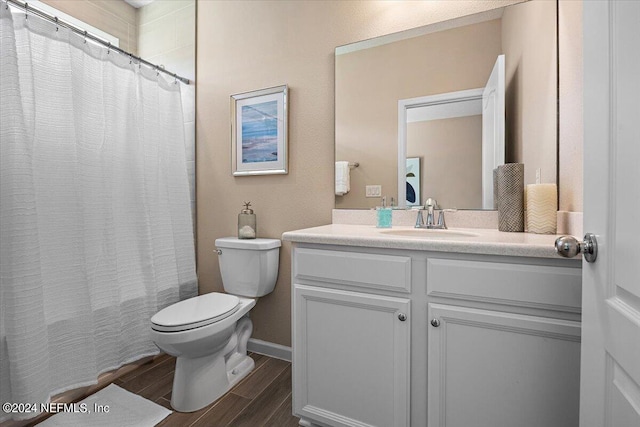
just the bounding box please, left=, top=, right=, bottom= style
left=231, top=85, right=288, bottom=176
left=406, top=157, right=421, bottom=206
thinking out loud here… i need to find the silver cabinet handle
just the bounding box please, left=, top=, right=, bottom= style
left=431, top=318, right=440, bottom=327
left=398, top=313, right=407, bottom=321
left=555, top=233, right=598, bottom=263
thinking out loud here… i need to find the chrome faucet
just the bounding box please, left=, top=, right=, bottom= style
left=415, top=198, right=449, bottom=229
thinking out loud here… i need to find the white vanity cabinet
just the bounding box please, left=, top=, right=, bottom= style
left=427, top=304, right=580, bottom=427
left=426, top=258, right=582, bottom=427
left=293, top=285, right=411, bottom=427
left=289, top=242, right=582, bottom=427
left=292, top=248, right=412, bottom=427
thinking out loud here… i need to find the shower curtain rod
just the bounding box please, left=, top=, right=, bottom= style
left=3, top=0, right=191, bottom=85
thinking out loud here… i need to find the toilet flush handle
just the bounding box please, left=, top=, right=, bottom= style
left=215, top=249, right=222, bottom=255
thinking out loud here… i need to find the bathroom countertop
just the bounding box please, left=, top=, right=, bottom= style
left=282, top=224, right=576, bottom=259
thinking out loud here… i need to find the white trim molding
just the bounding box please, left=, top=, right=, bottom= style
left=247, top=338, right=292, bottom=362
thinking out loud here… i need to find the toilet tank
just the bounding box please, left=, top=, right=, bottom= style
left=214, top=237, right=281, bottom=297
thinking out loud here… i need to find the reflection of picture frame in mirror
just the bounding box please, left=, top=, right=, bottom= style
left=231, top=85, right=288, bottom=176
left=406, top=157, right=421, bottom=206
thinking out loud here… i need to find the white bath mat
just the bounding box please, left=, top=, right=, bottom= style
left=37, top=384, right=171, bottom=426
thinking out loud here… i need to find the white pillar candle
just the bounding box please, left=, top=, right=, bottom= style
left=525, top=184, right=557, bottom=234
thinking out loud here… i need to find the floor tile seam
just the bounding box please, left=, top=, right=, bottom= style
left=262, top=391, right=294, bottom=426
left=120, top=364, right=175, bottom=392
left=225, top=367, right=293, bottom=427
left=133, top=369, right=175, bottom=399
left=120, top=356, right=172, bottom=384
left=231, top=359, right=288, bottom=399
left=185, top=390, right=251, bottom=427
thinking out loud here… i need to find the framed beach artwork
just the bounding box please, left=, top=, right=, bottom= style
left=231, top=85, right=288, bottom=176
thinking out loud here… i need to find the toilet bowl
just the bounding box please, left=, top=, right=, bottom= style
left=150, top=237, right=280, bottom=412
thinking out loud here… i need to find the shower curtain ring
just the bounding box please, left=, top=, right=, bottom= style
left=24, top=2, right=28, bottom=19
left=83, top=30, right=87, bottom=44
left=107, top=42, right=111, bottom=54
left=54, top=16, right=58, bottom=31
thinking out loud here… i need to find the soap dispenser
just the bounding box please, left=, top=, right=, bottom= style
left=238, top=201, right=257, bottom=239
left=376, top=196, right=392, bottom=228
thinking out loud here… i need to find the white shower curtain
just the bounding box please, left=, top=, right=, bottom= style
left=0, top=6, right=197, bottom=421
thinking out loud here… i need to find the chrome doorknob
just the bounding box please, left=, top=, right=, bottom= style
left=430, top=318, right=440, bottom=327
left=555, top=233, right=598, bottom=263
left=398, top=313, right=407, bottom=321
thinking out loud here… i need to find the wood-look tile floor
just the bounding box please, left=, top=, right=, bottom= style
left=35, top=353, right=299, bottom=427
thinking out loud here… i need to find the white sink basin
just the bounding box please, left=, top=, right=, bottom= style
left=379, top=228, right=479, bottom=238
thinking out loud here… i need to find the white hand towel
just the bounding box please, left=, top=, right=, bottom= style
left=335, top=161, right=350, bottom=196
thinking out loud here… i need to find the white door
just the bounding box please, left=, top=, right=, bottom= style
left=482, top=54, right=505, bottom=209
left=580, top=1, right=640, bottom=426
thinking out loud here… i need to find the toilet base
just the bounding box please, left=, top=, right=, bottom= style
left=168, top=315, right=256, bottom=413
left=226, top=352, right=255, bottom=388
left=170, top=351, right=255, bottom=412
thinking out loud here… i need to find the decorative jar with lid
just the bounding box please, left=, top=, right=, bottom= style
left=238, top=202, right=257, bottom=239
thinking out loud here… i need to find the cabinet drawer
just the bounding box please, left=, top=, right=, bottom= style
left=294, top=248, right=411, bottom=293
left=427, top=258, right=581, bottom=312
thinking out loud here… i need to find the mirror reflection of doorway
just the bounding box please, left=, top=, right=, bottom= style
left=399, top=55, right=505, bottom=209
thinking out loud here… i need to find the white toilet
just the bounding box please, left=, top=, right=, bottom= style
left=150, top=237, right=281, bottom=412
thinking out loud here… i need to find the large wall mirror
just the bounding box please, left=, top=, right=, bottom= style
left=335, top=0, right=557, bottom=210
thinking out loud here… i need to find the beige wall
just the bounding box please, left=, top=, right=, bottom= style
left=335, top=19, right=502, bottom=209
left=196, top=0, right=523, bottom=347
left=137, top=0, right=195, bottom=82
left=407, top=116, right=483, bottom=209
left=558, top=0, right=583, bottom=212
left=502, top=0, right=558, bottom=186
left=40, top=0, right=138, bottom=54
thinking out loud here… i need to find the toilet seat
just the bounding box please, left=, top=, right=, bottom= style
left=151, top=293, right=240, bottom=332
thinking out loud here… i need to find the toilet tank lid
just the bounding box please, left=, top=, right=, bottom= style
left=215, top=237, right=281, bottom=250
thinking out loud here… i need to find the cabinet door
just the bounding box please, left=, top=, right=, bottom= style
left=428, top=303, right=581, bottom=427
left=293, top=284, right=410, bottom=427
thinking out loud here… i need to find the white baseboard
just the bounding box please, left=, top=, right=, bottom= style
left=247, top=338, right=292, bottom=362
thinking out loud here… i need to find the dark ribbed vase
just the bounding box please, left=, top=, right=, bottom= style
left=496, top=163, right=524, bottom=232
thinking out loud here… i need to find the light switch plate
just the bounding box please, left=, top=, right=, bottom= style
left=366, top=185, right=382, bottom=198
